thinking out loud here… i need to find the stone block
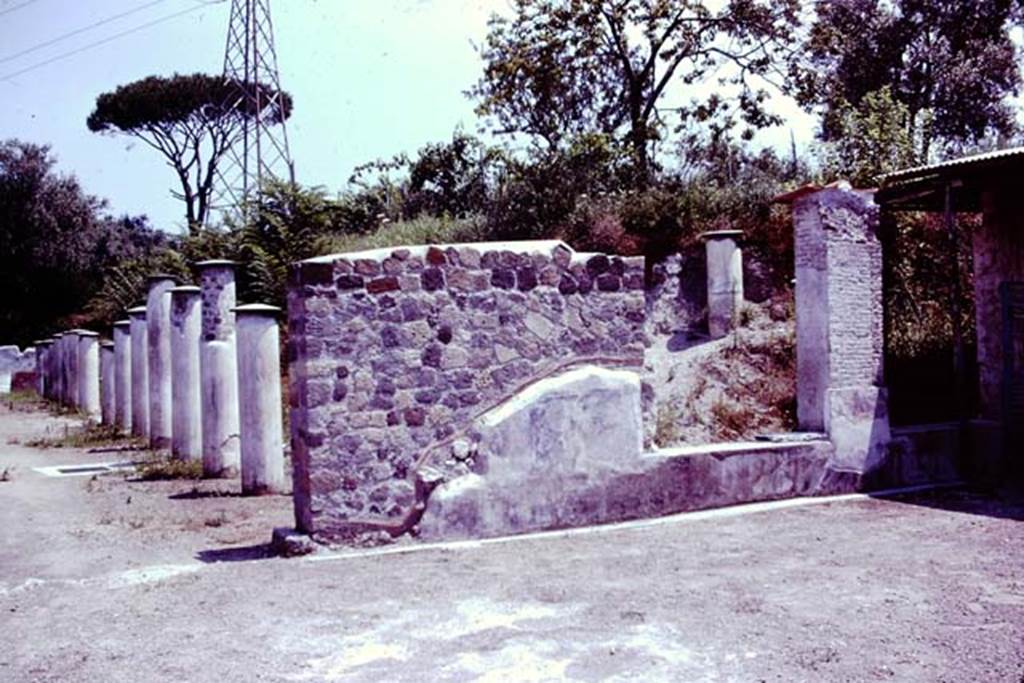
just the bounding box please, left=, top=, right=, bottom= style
left=825, top=386, right=890, bottom=473
left=418, top=366, right=643, bottom=539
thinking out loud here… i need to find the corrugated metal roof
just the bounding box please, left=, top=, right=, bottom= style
left=881, top=146, right=1024, bottom=183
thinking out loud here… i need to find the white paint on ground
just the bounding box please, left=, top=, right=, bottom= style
left=0, top=563, right=201, bottom=596
left=0, top=576, right=84, bottom=597
left=104, top=563, right=201, bottom=588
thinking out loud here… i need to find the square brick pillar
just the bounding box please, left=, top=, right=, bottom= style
left=973, top=189, right=1024, bottom=421
left=793, top=185, right=890, bottom=474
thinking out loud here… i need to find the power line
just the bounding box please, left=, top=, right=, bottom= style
left=0, top=0, right=174, bottom=66
left=0, top=3, right=215, bottom=83
left=0, top=0, right=42, bottom=19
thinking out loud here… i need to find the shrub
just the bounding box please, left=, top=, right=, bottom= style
left=315, top=215, right=491, bottom=255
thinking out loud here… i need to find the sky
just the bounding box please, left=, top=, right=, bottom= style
left=0, top=0, right=816, bottom=235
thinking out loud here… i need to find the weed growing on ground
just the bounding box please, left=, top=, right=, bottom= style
left=2, top=390, right=44, bottom=412
left=26, top=422, right=141, bottom=450
left=204, top=510, right=228, bottom=527
left=709, top=397, right=754, bottom=440
left=654, top=403, right=683, bottom=447
left=135, top=457, right=203, bottom=481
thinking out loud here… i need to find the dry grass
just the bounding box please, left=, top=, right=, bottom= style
left=652, top=299, right=797, bottom=447
left=2, top=390, right=45, bottom=412
left=26, top=422, right=143, bottom=450
left=134, top=456, right=204, bottom=481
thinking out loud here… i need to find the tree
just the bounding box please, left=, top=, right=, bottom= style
left=0, top=139, right=165, bottom=344
left=818, top=87, right=920, bottom=186
left=404, top=133, right=500, bottom=219
left=87, top=73, right=293, bottom=233
left=796, top=0, right=1023, bottom=159
left=470, top=0, right=801, bottom=184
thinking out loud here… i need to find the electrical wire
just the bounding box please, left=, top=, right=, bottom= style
left=0, top=2, right=217, bottom=82
left=0, top=0, right=174, bottom=65
left=0, top=0, right=42, bottom=19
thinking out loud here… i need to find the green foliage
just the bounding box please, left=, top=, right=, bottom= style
left=26, top=422, right=141, bottom=450
left=884, top=212, right=976, bottom=359
left=88, top=73, right=294, bottom=232
left=87, top=74, right=292, bottom=133
left=488, top=133, right=633, bottom=242
left=0, top=139, right=165, bottom=345
left=2, top=389, right=44, bottom=413
left=232, top=179, right=341, bottom=307
left=796, top=0, right=1022, bottom=159
left=471, top=0, right=801, bottom=181
left=315, top=215, right=490, bottom=255
left=818, top=87, right=922, bottom=187
left=404, top=132, right=500, bottom=219
left=81, top=247, right=190, bottom=331
left=135, top=456, right=203, bottom=481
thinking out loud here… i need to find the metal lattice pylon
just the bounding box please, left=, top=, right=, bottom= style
left=215, top=0, right=294, bottom=214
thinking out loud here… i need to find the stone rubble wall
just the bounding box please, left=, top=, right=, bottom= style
left=287, top=240, right=648, bottom=537
left=0, top=345, right=37, bottom=393
left=644, top=250, right=707, bottom=338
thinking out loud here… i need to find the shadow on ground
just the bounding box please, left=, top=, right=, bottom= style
left=196, top=543, right=276, bottom=563
left=873, top=485, right=1024, bottom=522
left=169, top=489, right=245, bottom=500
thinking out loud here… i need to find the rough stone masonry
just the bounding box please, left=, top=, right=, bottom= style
left=287, top=240, right=647, bottom=539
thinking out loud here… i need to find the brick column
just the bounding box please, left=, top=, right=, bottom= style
left=973, top=190, right=1024, bottom=420
left=793, top=186, right=890, bottom=473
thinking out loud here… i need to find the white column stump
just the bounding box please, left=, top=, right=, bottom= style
left=170, top=286, right=203, bottom=461
left=33, top=342, right=45, bottom=396
left=77, top=331, right=101, bottom=419
left=235, top=304, right=286, bottom=495
left=52, top=334, right=64, bottom=404
left=113, top=321, right=132, bottom=433
left=36, top=340, right=49, bottom=399
left=146, top=275, right=177, bottom=450
left=100, top=341, right=115, bottom=426
left=700, top=230, right=745, bottom=339
left=128, top=307, right=150, bottom=440
left=42, top=340, right=54, bottom=399
left=64, top=330, right=81, bottom=409
left=197, top=260, right=241, bottom=477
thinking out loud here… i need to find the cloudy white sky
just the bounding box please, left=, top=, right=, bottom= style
left=0, top=0, right=816, bottom=234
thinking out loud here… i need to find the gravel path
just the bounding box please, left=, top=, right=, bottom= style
left=1, top=402, right=1022, bottom=681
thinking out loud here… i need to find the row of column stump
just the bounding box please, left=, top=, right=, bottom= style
left=31, top=261, right=286, bottom=495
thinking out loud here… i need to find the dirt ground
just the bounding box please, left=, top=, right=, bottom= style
left=1, top=402, right=1022, bottom=682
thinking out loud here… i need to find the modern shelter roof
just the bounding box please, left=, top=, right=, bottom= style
left=876, top=146, right=1024, bottom=212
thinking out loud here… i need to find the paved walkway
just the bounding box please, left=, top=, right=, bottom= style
left=1, top=403, right=1022, bottom=681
